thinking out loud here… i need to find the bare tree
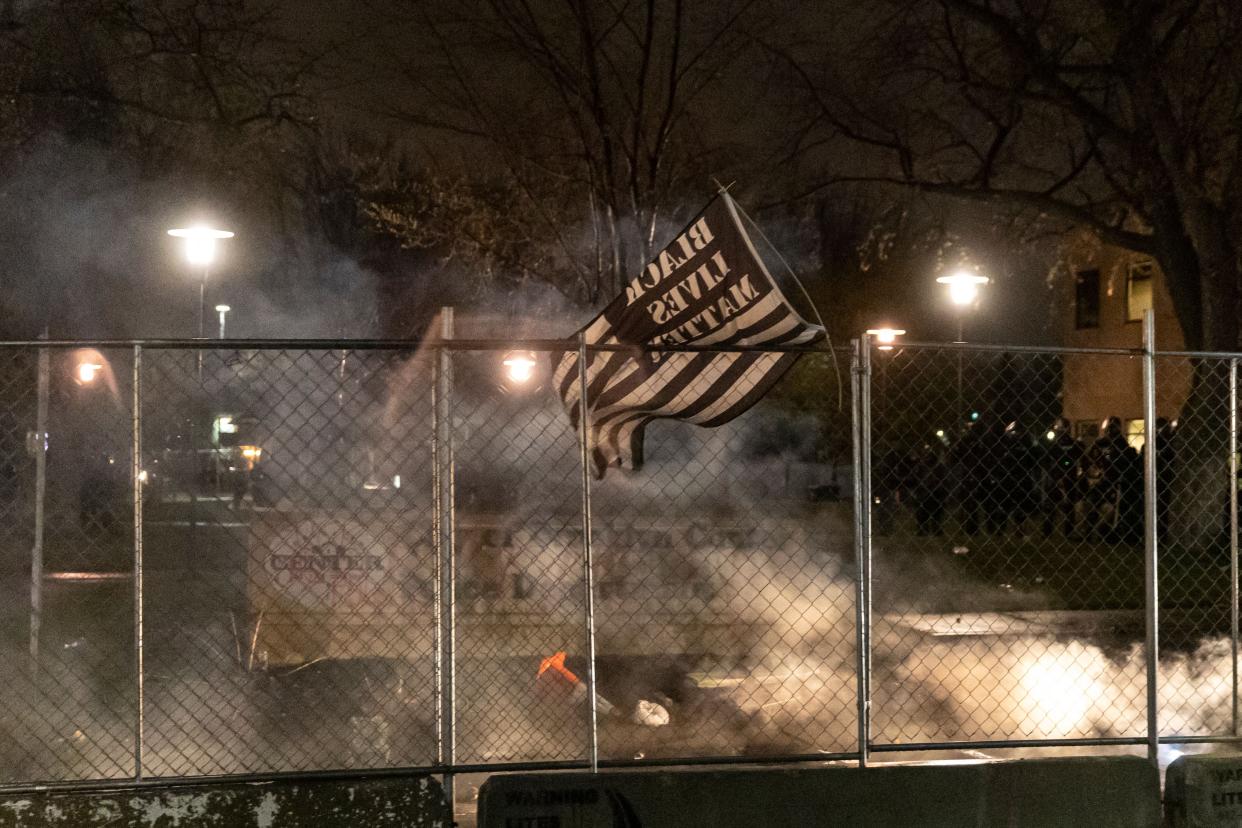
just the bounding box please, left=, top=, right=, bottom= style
left=0, top=0, right=315, bottom=158
left=774, top=0, right=1242, bottom=351
left=372, top=0, right=775, bottom=303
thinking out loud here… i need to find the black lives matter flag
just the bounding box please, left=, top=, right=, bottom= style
left=554, top=194, right=825, bottom=477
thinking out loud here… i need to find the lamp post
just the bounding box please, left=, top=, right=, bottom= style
left=936, top=270, right=989, bottom=343
left=214, top=304, right=231, bottom=339
left=502, top=350, right=538, bottom=385
left=167, top=226, right=234, bottom=380
left=865, top=327, right=906, bottom=352
left=865, top=328, right=905, bottom=448
left=936, top=270, right=989, bottom=421
left=168, top=225, right=231, bottom=550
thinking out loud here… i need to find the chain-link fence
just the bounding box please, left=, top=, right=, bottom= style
left=0, top=320, right=1240, bottom=790
left=865, top=344, right=1153, bottom=750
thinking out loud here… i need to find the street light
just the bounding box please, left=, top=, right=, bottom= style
left=70, top=349, right=111, bottom=389
left=865, top=327, right=906, bottom=352
left=168, top=225, right=231, bottom=547
left=168, top=225, right=234, bottom=265
left=936, top=270, right=990, bottom=342
left=937, top=269, right=989, bottom=429
left=169, top=225, right=232, bottom=382
left=215, top=304, right=231, bottom=339
left=75, top=361, right=103, bottom=385
left=502, top=350, right=538, bottom=384
left=864, top=329, right=905, bottom=437
left=167, top=225, right=234, bottom=339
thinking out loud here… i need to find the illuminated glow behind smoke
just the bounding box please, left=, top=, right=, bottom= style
left=572, top=505, right=1235, bottom=754
left=724, top=618, right=1235, bottom=751
left=1019, top=647, right=1102, bottom=734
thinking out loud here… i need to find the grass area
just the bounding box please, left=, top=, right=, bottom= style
left=874, top=524, right=1230, bottom=619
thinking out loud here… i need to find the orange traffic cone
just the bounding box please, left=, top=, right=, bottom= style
left=535, top=651, right=614, bottom=715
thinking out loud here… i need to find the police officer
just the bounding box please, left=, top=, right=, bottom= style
left=1083, top=417, right=1138, bottom=541
left=999, top=420, right=1041, bottom=535
left=955, top=413, right=1004, bottom=535
left=1041, top=418, right=1084, bottom=537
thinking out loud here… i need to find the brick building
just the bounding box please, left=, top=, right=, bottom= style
left=1059, top=231, right=1190, bottom=448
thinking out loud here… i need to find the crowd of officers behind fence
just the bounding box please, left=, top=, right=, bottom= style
left=875, top=415, right=1181, bottom=544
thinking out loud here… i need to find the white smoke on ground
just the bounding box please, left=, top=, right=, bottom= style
left=705, top=537, right=860, bottom=754
left=880, top=636, right=1233, bottom=746
left=701, top=548, right=1236, bottom=754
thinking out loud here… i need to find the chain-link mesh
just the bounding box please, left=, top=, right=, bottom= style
left=2, top=339, right=1242, bottom=789
left=450, top=347, right=587, bottom=765
left=868, top=346, right=1149, bottom=745
left=1152, top=354, right=1237, bottom=737
left=590, top=349, right=857, bottom=761
left=140, top=347, right=438, bottom=776
left=0, top=347, right=135, bottom=782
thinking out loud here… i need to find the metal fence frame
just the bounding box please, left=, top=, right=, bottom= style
left=2, top=306, right=1241, bottom=794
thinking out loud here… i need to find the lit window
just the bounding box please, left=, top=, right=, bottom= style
left=1127, top=259, right=1156, bottom=322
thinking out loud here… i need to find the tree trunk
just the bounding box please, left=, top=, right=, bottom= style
left=1169, top=358, right=1232, bottom=553
left=1165, top=233, right=1240, bottom=553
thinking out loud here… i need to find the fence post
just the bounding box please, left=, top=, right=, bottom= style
left=132, top=344, right=145, bottom=780
left=1142, top=309, right=1159, bottom=766
left=29, top=337, right=48, bottom=665
left=576, top=332, right=600, bottom=772
left=1231, top=357, right=1239, bottom=737
left=432, top=308, right=456, bottom=802
left=851, top=338, right=873, bottom=766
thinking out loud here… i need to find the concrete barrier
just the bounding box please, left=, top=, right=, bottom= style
left=1165, top=753, right=1242, bottom=827
left=479, top=757, right=1160, bottom=827
left=0, top=774, right=449, bottom=827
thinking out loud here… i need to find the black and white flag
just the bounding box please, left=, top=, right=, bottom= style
left=554, top=194, right=825, bottom=478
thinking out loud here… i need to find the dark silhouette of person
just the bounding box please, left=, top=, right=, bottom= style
left=1114, top=436, right=1145, bottom=543
left=911, top=441, right=949, bottom=536
left=874, top=449, right=914, bottom=535
left=996, top=421, right=1038, bottom=534
left=954, top=413, right=1005, bottom=535
left=1147, top=417, right=1176, bottom=542
left=231, top=463, right=250, bottom=510
left=1040, top=418, right=1084, bottom=537
left=1083, top=417, right=1138, bottom=541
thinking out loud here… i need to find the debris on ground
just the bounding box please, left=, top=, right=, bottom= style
left=631, top=699, right=670, bottom=727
